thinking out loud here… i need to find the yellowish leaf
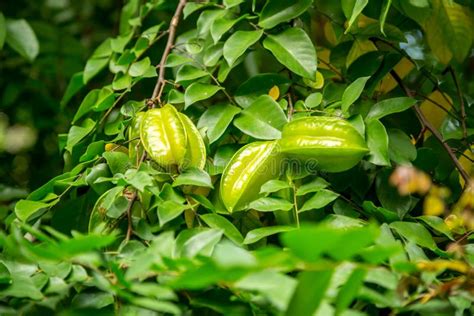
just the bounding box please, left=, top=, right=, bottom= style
left=419, top=90, right=452, bottom=138
left=268, top=85, right=280, bottom=100
left=105, top=143, right=129, bottom=154
left=303, top=71, right=325, bottom=90
left=377, top=58, right=415, bottom=94
left=423, top=194, right=445, bottom=216
left=417, top=259, right=469, bottom=273
left=323, top=21, right=338, bottom=46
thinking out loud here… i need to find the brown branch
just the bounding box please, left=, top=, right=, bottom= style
left=125, top=0, right=187, bottom=241
left=151, top=0, right=187, bottom=104
left=447, top=66, right=468, bottom=141
left=390, top=70, right=471, bottom=186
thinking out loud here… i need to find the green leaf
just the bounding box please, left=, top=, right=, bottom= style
left=305, top=92, right=323, bottom=109
left=66, top=118, right=96, bottom=152
left=185, top=83, right=223, bottom=108
left=223, top=29, right=263, bottom=66
left=233, top=95, right=287, bottom=140
left=258, top=0, right=313, bottom=29
left=296, top=177, right=329, bottom=196
left=376, top=169, right=413, bottom=219
left=0, top=13, right=6, bottom=49
left=366, top=119, right=390, bottom=166
left=72, top=89, right=100, bottom=123
left=248, top=197, right=293, bottom=212
left=15, top=199, right=51, bottom=222
left=129, top=57, right=151, bottom=77
left=103, top=151, right=130, bottom=174
left=341, top=76, right=370, bottom=113
left=224, top=0, right=244, bottom=8
left=0, top=274, right=43, bottom=300
left=366, top=97, right=417, bottom=122
left=5, top=19, right=39, bottom=61
left=211, top=14, right=249, bottom=43
left=112, top=72, right=132, bottom=90
left=343, top=0, right=369, bottom=34
left=388, top=129, right=417, bottom=164
left=175, top=64, right=209, bottom=83
left=380, top=0, right=392, bottom=35
left=235, top=271, right=297, bottom=311
left=418, top=215, right=454, bottom=240
left=165, top=53, right=193, bottom=67
left=157, top=200, right=187, bottom=226
left=173, top=168, right=213, bottom=188
left=61, top=72, right=84, bottom=108
left=0, top=262, right=11, bottom=285
left=83, top=57, right=108, bottom=84
left=72, top=292, right=114, bottom=309
left=235, top=73, right=290, bottom=108
left=125, top=170, right=154, bottom=192
left=286, top=269, right=333, bottom=316
left=243, top=226, right=295, bottom=244
left=260, top=179, right=291, bottom=194
left=198, top=103, right=241, bottom=144
left=178, top=229, right=223, bottom=258
left=335, top=267, right=366, bottom=314
left=200, top=213, right=244, bottom=245
left=203, top=42, right=224, bottom=67
left=390, top=221, right=437, bottom=250
left=299, top=189, right=339, bottom=213
left=263, top=28, right=317, bottom=79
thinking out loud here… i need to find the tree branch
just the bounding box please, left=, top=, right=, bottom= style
left=151, top=0, right=187, bottom=104
left=390, top=70, right=471, bottom=186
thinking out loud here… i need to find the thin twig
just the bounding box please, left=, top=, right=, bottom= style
left=447, top=66, right=468, bottom=141
left=390, top=70, right=471, bottom=185
left=125, top=0, right=187, bottom=241
left=151, top=0, right=187, bottom=104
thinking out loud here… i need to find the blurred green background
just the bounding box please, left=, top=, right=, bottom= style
left=0, top=0, right=122, bottom=193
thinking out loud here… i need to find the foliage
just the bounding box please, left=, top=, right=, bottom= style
left=1, top=0, right=474, bottom=315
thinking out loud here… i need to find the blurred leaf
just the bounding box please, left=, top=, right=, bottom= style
left=200, top=213, right=244, bottom=245
left=390, top=221, right=437, bottom=250
left=5, top=19, right=39, bottom=62
left=263, top=28, right=317, bottom=79
left=243, top=226, right=295, bottom=244
left=0, top=13, right=5, bottom=49
left=61, top=72, right=85, bottom=108
left=286, top=269, right=333, bottom=316
left=335, top=267, right=366, bottom=314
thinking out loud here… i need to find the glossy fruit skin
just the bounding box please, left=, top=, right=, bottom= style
left=139, top=104, right=206, bottom=170
left=179, top=113, right=206, bottom=170
left=220, top=141, right=282, bottom=212
left=140, top=104, right=188, bottom=169
left=278, top=116, right=369, bottom=172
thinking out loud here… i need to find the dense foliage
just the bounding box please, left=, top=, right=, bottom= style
left=1, top=0, right=474, bottom=315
